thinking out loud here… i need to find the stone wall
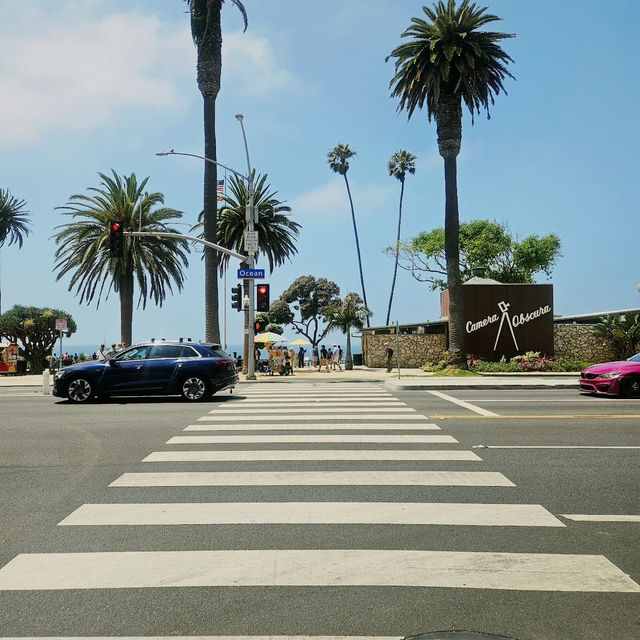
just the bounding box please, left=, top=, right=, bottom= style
left=361, top=323, right=615, bottom=368
left=553, top=324, right=615, bottom=362
left=362, top=333, right=447, bottom=368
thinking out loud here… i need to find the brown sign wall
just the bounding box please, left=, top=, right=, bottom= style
left=444, top=284, right=554, bottom=360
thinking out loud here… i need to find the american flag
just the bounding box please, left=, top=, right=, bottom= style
left=217, top=179, right=224, bottom=202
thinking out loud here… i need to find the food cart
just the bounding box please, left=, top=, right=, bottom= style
left=0, top=343, right=19, bottom=374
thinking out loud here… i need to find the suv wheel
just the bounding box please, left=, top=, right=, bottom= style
left=180, top=375, right=210, bottom=402
left=67, top=376, right=94, bottom=403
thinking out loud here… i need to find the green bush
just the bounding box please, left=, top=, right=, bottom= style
left=465, top=353, right=592, bottom=373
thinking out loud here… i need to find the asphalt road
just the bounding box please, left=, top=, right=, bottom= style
left=0, top=384, right=638, bottom=640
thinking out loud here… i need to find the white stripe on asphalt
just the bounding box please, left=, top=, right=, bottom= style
left=427, top=390, right=499, bottom=417
left=109, top=471, right=511, bottom=487
left=0, top=637, right=401, bottom=640
left=198, top=414, right=429, bottom=422
left=476, top=445, right=640, bottom=449
left=238, top=393, right=392, bottom=398
left=207, top=408, right=417, bottom=414
left=1, top=549, right=636, bottom=591
left=184, top=422, right=441, bottom=431
left=142, top=449, right=481, bottom=462
left=561, top=514, right=640, bottom=522
left=166, top=435, right=457, bottom=444
left=59, top=502, right=565, bottom=527
left=231, top=401, right=405, bottom=407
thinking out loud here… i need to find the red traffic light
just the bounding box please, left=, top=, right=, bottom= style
left=111, top=223, right=121, bottom=232
left=257, top=285, right=267, bottom=295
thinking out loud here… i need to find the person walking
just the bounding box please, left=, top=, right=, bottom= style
left=297, top=346, right=306, bottom=369
left=96, top=344, right=108, bottom=361
left=384, top=341, right=394, bottom=373
left=332, top=344, right=342, bottom=371
left=311, top=346, right=319, bottom=368
left=319, top=345, right=330, bottom=372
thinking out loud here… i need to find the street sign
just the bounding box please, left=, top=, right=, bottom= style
left=243, top=230, right=259, bottom=252
left=237, top=268, right=265, bottom=279
left=55, top=319, right=67, bottom=331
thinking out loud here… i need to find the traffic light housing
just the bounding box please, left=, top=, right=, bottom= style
left=254, top=320, right=265, bottom=333
left=231, top=285, right=243, bottom=311
left=109, top=221, right=124, bottom=258
left=256, top=284, right=270, bottom=312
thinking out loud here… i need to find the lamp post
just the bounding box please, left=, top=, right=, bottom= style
left=156, top=120, right=258, bottom=380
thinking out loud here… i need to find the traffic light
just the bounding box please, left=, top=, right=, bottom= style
left=256, top=283, right=270, bottom=312
left=109, top=221, right=124, bottom=258
left=231, top=285, right=243, bottom=311
left=254, top=320, right=265, bottom=333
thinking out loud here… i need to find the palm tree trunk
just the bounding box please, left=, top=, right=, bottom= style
left=345, top=329, right=353, bottom=370
left=436, top=93, right=465, bottom=368
left=343, top=174, right=370, bottom=327
left=386, top=178, right=405, bottom=325
left=119, top=273, right=134, bottom=347
left=203, top=94, right=221, bottom=343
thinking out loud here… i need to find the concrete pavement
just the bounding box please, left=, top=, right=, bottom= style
left=0, top=367, right=579, bottom=392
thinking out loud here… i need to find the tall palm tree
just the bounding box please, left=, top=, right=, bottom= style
left=386, top=150, right=416, bottom=325
left=327, top=143, right=370, bottom=327
left=185, top=0, right=247, bottom=344
left=52, top=171, right=190, bottom=347
left=0, top=188, right=32, bottom=316
left=191, top=171, right=301, bottom=273
left=326, top=292, right=372, bottom=370
left=387, top=0, right=514, bottom=366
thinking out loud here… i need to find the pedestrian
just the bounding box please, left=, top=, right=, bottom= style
left=311, top=346, right=319, bottom=368
left=384, top=341, right=394, bottom=373
left=319, top=345, right=330, bottom=372
left=96, top=344, right=108, bottom=360
left=297, top=346, right=306, bottom=369
left=283, top=350, right=294, bottom=375
left=332, top=344, right=342, bottom=371
left=106, top=343, right=117, bottom=357
left=289, top=348, right=296, bottom=369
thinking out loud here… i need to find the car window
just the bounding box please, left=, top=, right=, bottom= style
left=179, top=346, right=200, bottom=358
left=150, top=345, right=188, bottom=359
left=628, top=353, right=640, bottom=362
left=116, top=346, right=151, bottom=361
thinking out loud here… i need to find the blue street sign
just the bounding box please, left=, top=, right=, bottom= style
left=237, top=268, right=265, bottom=279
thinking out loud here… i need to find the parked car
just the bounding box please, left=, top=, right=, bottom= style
left=53, top=341, right=238, bottom=403
left=579, top=353, right=640, bottom=398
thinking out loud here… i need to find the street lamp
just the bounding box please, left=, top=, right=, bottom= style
left=156, top=118, right=258, bottom=381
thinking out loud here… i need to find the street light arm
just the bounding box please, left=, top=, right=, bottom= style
left=155, top=150, right=248, bottom=182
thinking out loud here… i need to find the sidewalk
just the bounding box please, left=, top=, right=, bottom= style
left=0, top=368, right=579, bottom=392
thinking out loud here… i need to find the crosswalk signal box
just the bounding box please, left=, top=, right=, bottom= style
left=231, top=285, right=243, bottom=311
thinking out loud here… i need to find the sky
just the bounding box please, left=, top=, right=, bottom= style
left=1, top=0, right=638, bottom=353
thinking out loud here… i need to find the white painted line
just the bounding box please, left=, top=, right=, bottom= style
left=60, top=502, right=565, bottom=527
left=166, top=434, right=457, bottom=444
left=207, top=408, right=417, bottom=414
left=1, top=637, right=401, bottom=640
left=185, top=422, right=441, bottom=431
left=232, top=401, right=406, bottom=407
left=238, top=393, right=392, bottom=398
left=109, top=470, right=511, bottom=487
left=478, top=446, right=640, bottom=450
left=1, top=550, right=636, bottom=591
left=427, top=390, right=499, bottom=417
left=198, top=414, right=424, bottom=422
left=143, top=449, right=481, bottom=462
left=561, top=514, right=640, bottom=522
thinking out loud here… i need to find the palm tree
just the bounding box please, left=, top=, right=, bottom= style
left=327, top=143, right=370, bottom=327
left=52, top=171, right=190, bottom=347
left=192, top=171, right=301, bottom=273
left=0, top=188, right=32, bottom=316
left=327, top=292, right=372, bottom=370
left=185, top=0, right=247, bottom=344
left=387, top=0, right=514, bottom=366
left=386, top=150, right=416, bottom=325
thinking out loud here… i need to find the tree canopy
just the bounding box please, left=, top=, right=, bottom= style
left=385, top=220, right=561, bottom=290
left=266, top=275, right=340, bottom=347
left=0, top=305, right=76, bottom=374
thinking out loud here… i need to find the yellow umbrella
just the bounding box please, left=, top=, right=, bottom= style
left=290, top=338, right=311, bottom=346
left=254, top=332, right=287, bottom=343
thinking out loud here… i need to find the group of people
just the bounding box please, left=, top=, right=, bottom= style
left=95, top=343, right=124, bottom=361
left=311, top=344, right=343, bottom=372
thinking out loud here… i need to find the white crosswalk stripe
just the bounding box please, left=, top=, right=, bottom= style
left=166, top=434, right=456, bottom=444
left=197, top=414, right=426, bottom=422
left=183, top=422, right=442, bottom=431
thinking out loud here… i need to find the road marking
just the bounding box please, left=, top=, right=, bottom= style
left=109, top=470, right=513, bottom=487
left=207, top=408, right=417, bottom=415
left=561, top=514, right=640, bottom=522
left=184, top=422, right=442, bottom=431
left=142, top=449, right=481, bottom=462
left=231, top=401, right=406, bottom=407
left=237, top=393, right=392, bottom=398
left=167, top=434, right=453, bottom=444
left=1, top=549, right=636, bottom=591
left=59, top=502, right=564, bottom=527
left=0, top=637, right=400, bottom=640
left=426, top=390, right=499, bottom=417
left=473, top=445, right=640, bottom=450
left=430, top=414, right=640, bottom=419
left=198, top=414, right=426, bottom=422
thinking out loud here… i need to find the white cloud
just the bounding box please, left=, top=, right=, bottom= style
left=0, top=9, right=194, bottom=146
left=291, top=179, right=394, bottom=220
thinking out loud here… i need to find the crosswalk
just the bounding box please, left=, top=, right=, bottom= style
left=1, top=382, right=638, bottom=605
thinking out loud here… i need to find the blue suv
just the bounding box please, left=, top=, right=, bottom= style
left=53, top=341, right=238, bottom=403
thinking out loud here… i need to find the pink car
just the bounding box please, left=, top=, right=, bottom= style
left=580, top=353, right=640, bottom=397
